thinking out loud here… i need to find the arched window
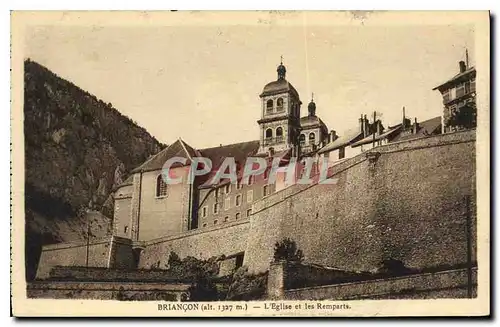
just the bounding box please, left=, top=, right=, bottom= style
left=266, top=99, right=273, bottom=111
left=309, top=132, right=316, bottom=145
left=299, top=134, right=306, bottom=146
left=277, top=98, right=284, bottom=110
left=156, top=174, right=167, bottom=197
left=276, top=127, right=283, bottom=142
left=265, top=128, right=273, bottom=139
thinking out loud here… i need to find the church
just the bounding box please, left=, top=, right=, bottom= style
left=112, top=60, right=332, bottom=248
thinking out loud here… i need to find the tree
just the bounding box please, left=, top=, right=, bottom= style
left=273, top=238, right=304, bottom=263
left=447, top=101, right=477, bottom=130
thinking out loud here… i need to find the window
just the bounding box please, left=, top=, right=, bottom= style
left=465, top=81, right=471, bottom=94
left=202, top=223, right=207, bottom=227
left=156, top=174, right=167, bottom=197
left=225, top=197, right=231, bottom=210
left=266, top=99, right=273, bottom=111
left=339, top=147, right=345, bottom=160
left=276, top=97, right=284, bottom=110
left=214, top=220, right=218, bottom=225
left=265, top=128, right=273, bottom=139
left=236, top=194, right=242, bottom=206
left=202, top=206, right=207, bottom=218
left=124, top=226, right=128, bottom=233
left=214, top=188, right=219, bottom=198
left=213, top=203, right=219, bottom=214
left=299, top=134, right=306, bottom=146
left=263, top=185, right=269, bottom=197
left=276, top=127, right=283, bottom=142
left=442, top=89, right=450, bottom=103
left=224, top=216, right=229, bottom=222
left=235, top=212, right=241, bottom=220
left=225, top=184, right=231, bottom=194
left=450, top=87, right=456, bottom=100
left=309, top=132, right=316, bottom=145
left=235, top=253, right=244, bottom=268
left=237, top=180, right=242, bottom=190
left=456, top=83, right=465, bottom=98
left=246, top=209, right=252, bottom=217
left=248, top=175, right=254, bottom=186
left=247, top=190, right=254, bottom=203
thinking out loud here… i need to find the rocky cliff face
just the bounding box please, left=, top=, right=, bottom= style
left=24, top=59, right=165, bottom=280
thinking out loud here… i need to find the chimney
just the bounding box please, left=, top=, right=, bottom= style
left=364, top=115, right=369, bottom=137
left=459, top=60, right=466, bottom=73
left=402, top=107, right=406, bottom=131
left=359, top=114, right=364, bottom=135
left=376, top=120, right=381, bottom=135
left=330, top=130, right=337, bottom=143
left=413, top=118, right=419, bottom=134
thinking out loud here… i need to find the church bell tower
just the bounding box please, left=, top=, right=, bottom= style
left=257, top=59, right=302, bottom=155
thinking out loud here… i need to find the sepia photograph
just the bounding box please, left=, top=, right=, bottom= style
left=10, top=10, right=490, bottom=317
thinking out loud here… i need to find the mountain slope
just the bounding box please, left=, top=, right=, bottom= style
left=23, top=59, right=166, bottom=280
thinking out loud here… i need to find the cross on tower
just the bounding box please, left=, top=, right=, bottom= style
left=280, top=55, right=283, bottom=64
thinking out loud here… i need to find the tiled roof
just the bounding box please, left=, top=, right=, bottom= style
left=199, top=140, right=260, bottom=169
left=131, top=139, right=197, bottom=173
left=432, top=67, right=476, bottom=91
left=318, top=128, right=363, bottom=154
left=390, top=116, right=442, bottom=142
left=351, top=126, right=402, bottom=147
left=419, top=116, right=442, bottom=134
left=198, top=140, right=261, bottom=188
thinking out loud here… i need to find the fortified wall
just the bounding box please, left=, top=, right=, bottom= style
left=245, top=130, right=476, bottom=273
left=35, top=131, right=476, bottom=280
left=138, top=220, right=250, bottom=269
left=36, top=236, right=134, bottom=279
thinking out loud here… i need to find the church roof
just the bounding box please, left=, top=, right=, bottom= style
left=300, top=115, right=327, bottom=130
left=260, top=79, right=299, bottom=98
left=131, top=138, right=199, bottom=173
left=199, top=140, right=261, bottom=170
left=198, top=143, right=289, bottom=189
left=197, top=140, right=260, bottom=189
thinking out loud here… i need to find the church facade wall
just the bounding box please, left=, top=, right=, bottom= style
left=245, top=130, right=476, bottom=274
left=136, top=167, right=193, bottom=241
left=114, top=197, right=132, bottom=238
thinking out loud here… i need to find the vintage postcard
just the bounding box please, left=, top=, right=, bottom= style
left=11, top=11, right=490, bottom=317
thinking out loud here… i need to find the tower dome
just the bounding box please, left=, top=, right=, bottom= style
left=308, top=96, right=316, bottom=116
left=277, top=62, right=286, bottom=80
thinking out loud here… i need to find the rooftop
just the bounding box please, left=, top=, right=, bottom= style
left=260, top=79, right=300, bottom=98
left=432, top=66, right=476, bottom=91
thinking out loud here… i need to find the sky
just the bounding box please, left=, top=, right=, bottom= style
left=25, top=14, right=475, bottom=148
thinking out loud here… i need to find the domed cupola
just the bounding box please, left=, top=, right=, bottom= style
left=277, top=61, right=286, bottom=80
left=308, top=94, right=316, bottom=116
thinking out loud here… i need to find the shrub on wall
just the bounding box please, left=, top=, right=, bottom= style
left=225, top=267, right=268, bottom=301
left=166, top=251, right=223, bottom=301
left=445, top=101, right=477, bottom=131
left=273, top=238, right=304, bottom=263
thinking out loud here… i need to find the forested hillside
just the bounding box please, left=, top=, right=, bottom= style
left=24, top=59, right=165, bottom=280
